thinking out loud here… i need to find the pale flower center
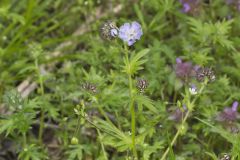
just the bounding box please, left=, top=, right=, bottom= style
left=127, top=29, right=136, bottom=40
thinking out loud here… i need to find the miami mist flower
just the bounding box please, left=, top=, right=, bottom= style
left=100, top=21, right=118, bottom=40
left=216, top=101, right=239, bottom=122
left=189, top=84, right=198, bottom=95
left=216, top=101, right=240, bottom=133
left=175, top=58, right=196, bottom=82
left=136, top=78, right=148, bottom=93
left=195, top=67, right=216, bottom=83
left=118, top=21, right=143, bottom=46
left=179, top=0, right=201, bottom=14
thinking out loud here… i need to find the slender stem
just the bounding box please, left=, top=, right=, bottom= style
left=129, top=74, right=137, bottom=158
left=23, top=132, right=27, bottom=148
left=124, top=46, right=137, bottom=158
left=160, top=111, right=190, bottom=160
left=160, top=81, right=207, bottom=160
left=74, top=114, right=81, bottom=137
left=35, top=59, right=45, bottom=144
left=97, top=129, right=108, bottom=160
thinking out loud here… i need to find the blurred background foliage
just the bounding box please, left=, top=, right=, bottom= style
left=1, top=0, right=240, bottom=159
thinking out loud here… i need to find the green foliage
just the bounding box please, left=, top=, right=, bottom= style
left=96, top=119, right=132, bottom=152
left=122, top=49, right=149, bottom=75
left=1, top=90, right=37, bottom=135
left=188, top=17, right=234, bottom=49
left=1, top=0, right=240, bottom=159
left=18, top=144, right=48, bottom=160
left=65, top=145, right=84, bottom=160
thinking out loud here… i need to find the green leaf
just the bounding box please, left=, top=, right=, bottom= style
left=205, top=152, right=218, bottom=160
left=169, top=146, right=176, bottom=160
left=18, top=144, right=48, bottom=160
left=0, top=119, right=14, bottom=136
left=123, top=49, right=149, bottom=75
left=65, top=145, right=83, bottom=160
left=135, top=95, right=158, bottom=114
left=96, top=119, right=132, bottom=152
left=188, top=18, right=234, bottom=50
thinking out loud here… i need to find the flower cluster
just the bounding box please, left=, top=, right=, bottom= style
left=179, top=0, right=201, bottom=14
left=100, top=21, right=119, bottom=40
left=136, top=78, right=148, bottom=93
left=195, top=67, right=216, bottom=82
left=189, top=84, right=198, bottom=95
left=175, top=58, right=198, bottom=82
left=82, top=82, right=97, bottom=93
left=216, top=101, right=239, bottom=122
left=118, top=21, right=143, bottom=46
left=100, top=20, right=143, bottom=46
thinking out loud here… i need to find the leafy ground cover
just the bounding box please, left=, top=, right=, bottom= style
left=1, top=0, right=240, bottom=159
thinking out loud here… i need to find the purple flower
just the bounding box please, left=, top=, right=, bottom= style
left=175, top=58, right=195, bottom=81
left=216, top=101, right=239, bottom=122
left=179, top=0, right=201, bottom=14
left=189, top=84, right=198, bottom=95
left=168, top=105, right=187, bottom=122
left=183, top=3, right=191, bottom=12
left=118, top=21, right=143, bottom=46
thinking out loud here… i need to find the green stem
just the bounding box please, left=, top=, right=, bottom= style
left=129, top=74, right=137, bottom=158
left=74, top=114, right=81, bottom=137
left=160, top=110, right=190, bottom=160
left=35, top=59, right=45, bottom=144
left=23, top=132, right=27, bottom=148
left=97, top=129, right=108, bottom=160
left=124, top=45, right=137, bottom=158
left=160, top=81, right=207, bottom=160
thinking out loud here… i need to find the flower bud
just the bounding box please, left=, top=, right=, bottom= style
left=71, top=137, right=79, bottom=145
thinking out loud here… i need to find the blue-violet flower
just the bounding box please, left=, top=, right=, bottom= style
left=189, top=84, right=198, bottom=95
left=216, top=101, right=239, bottom=122
left=179, top=0, right=201, bottom=14
left=118, top=21, right=143, bottom=46
left=175, top=58, right=195, bottom=81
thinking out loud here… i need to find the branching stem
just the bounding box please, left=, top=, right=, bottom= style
left=160, top=80, right=207, bottom=160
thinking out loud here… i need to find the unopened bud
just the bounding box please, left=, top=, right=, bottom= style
left=71, top=137, right=79, bottom=145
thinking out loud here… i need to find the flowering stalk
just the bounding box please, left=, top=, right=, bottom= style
left=160, top=79, right=208, bottom=160
left=124, top=45, right=138, bottom=158
left=117, top=21, right=143, bottom=158
left=35, top=58, right=45, bottom=144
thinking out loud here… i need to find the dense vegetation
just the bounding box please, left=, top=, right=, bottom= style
left=1, top=0, right=240, bottom=159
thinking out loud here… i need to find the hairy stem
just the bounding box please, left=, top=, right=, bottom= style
left=124, top=46, right=137, bottom=158
left=35, top=59, right=45, bottom=144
